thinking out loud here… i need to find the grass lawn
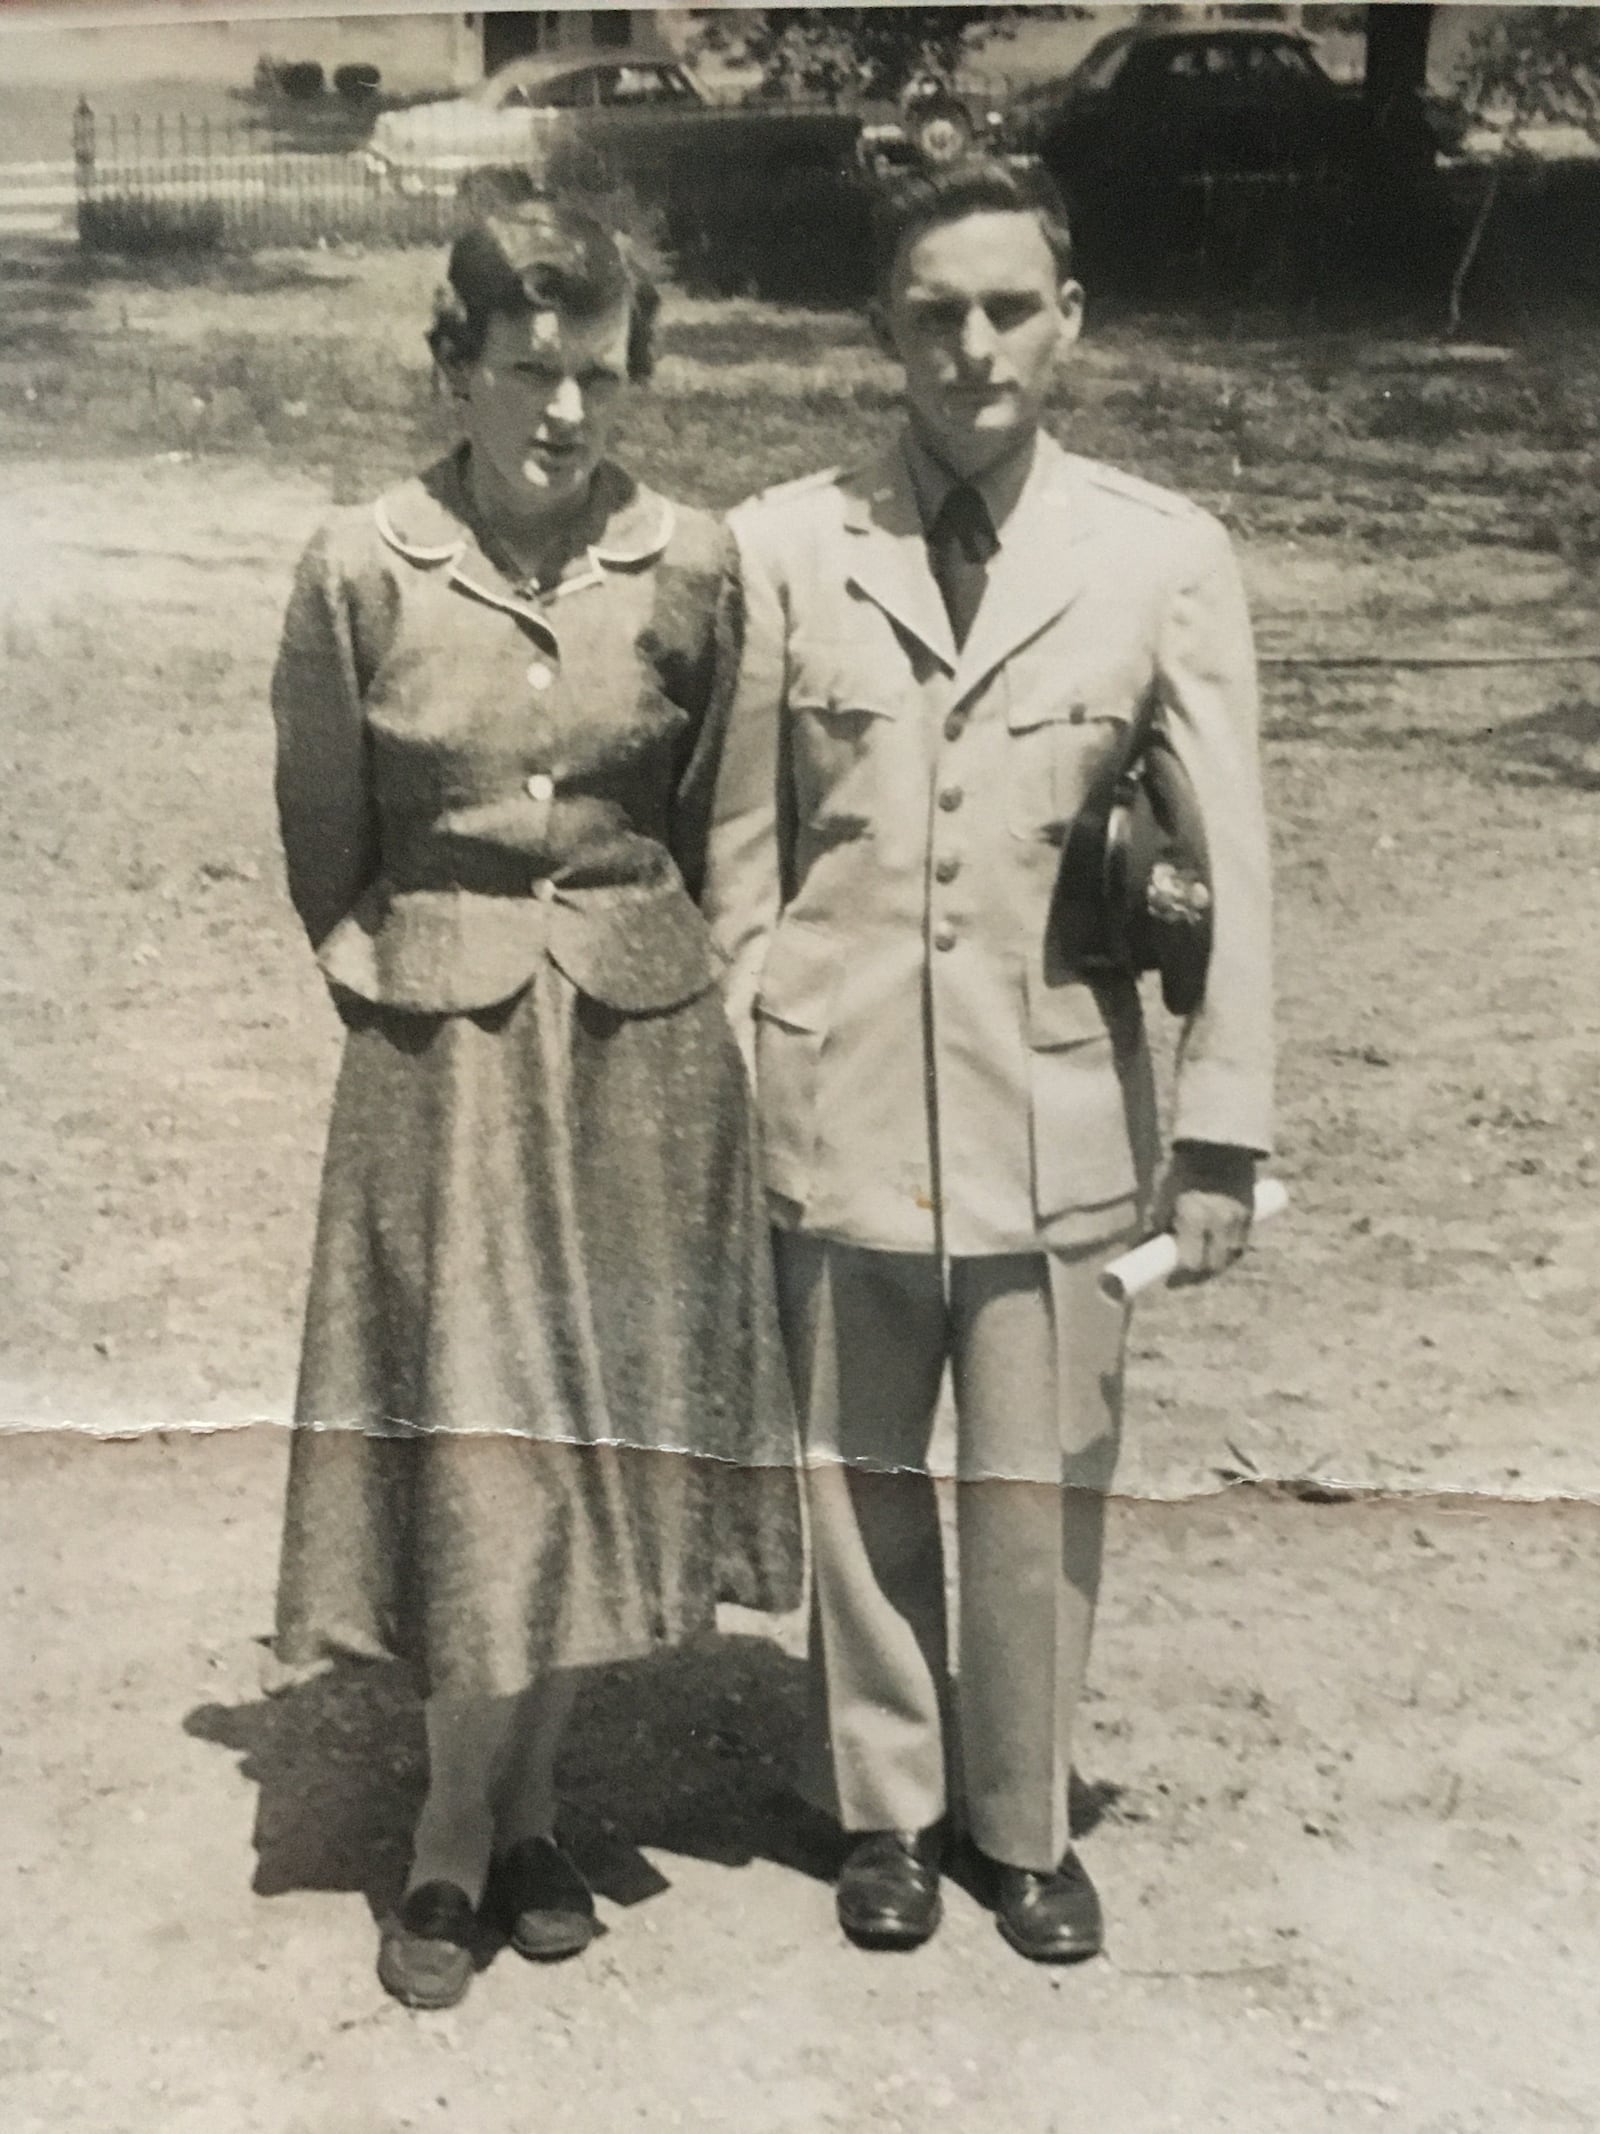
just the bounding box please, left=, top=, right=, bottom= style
left=3, top=236, right=1599, bottom=1474
left=7, top=238, right=1600, bottom=553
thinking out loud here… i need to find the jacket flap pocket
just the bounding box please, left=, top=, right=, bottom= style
left=316, top=886, right=547, bottom=1015
left=756, top=919, right=839, bottom=1034
left=1006, top=650, right=1137, bottom=734
left=1025, top=966, right=1115, bottom=1052
left=788, top=635, right=904, bottom=720
left=547, top=884, right=718, bottom=1015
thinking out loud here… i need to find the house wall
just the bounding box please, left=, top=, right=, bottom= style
left=0, top=5, right=678, bottom=93
left=475, top=10, right=666, bottom=81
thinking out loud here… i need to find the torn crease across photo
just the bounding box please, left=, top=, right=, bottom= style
left=3, top=2, right=1599, bottom=2126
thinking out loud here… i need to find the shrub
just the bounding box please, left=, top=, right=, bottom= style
left=278, top=62, right=326, bottom=103
left=78, top=195, right=227, bottom=259
left=334, top=63, right=382, bottom=104
left=666, top=167, right=875, bottom=303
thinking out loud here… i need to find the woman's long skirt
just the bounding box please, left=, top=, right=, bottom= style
left=274, top=963, right=802, bottom=1698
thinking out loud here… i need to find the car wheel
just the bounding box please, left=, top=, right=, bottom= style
left=914, top=100, right=973, bottom=166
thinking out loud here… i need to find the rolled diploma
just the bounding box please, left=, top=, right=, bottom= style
left=1100, top=1178, right=1289, bottom=1305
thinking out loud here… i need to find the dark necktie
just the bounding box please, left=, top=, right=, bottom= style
left=927, top=482, right=999, bottom=650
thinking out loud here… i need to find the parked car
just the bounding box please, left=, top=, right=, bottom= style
left=367, top=53, right=696, bottom=191
left=1006, top=23, right=1369, bottom=200
left=365, top=47, right=908, bottom=297
left=365, top=49, right=862, bottom=203
left=1003, top=22, right=1467, bottom=284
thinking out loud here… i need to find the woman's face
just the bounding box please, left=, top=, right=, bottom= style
left=460, top=300, right=632, bottom=520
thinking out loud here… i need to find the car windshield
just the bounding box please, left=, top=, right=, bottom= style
left=1254, top=40, right=1321, bottom=80
left=1075, top=32, right=1137, bottom=94
left=594, top=64, right=696, bottom=106
left=497, top=68, right=595, bottom=110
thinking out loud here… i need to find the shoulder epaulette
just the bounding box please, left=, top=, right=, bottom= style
left=1081, top=462, right=1204, bottom=520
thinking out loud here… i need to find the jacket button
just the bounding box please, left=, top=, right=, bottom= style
left=937, top=784, right=963, bottom=813
left=935, top=855, right=961, bottom=884
left=527, top=661, right=554, bottom=692
left=943, top=713, right=964, bottom=742
left=933, top=923, right=957, bottom=952
left=525, top=772, right=554, bottom=802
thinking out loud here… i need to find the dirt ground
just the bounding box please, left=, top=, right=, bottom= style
left=4, top=260, right=1600, bottom=2130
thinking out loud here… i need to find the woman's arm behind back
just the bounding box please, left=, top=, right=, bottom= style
left=271, top=517, right=383, bottom=953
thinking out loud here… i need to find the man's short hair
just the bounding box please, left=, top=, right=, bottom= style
left=869, top=156, right=1074, bottom=296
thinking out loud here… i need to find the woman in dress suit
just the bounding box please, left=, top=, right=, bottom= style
left=268, top=191, right=799, bottom=2010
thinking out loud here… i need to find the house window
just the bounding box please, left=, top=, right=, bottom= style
left=592, top=11, right=634, bottom=50
left=483, top=12, right=547, bottom=73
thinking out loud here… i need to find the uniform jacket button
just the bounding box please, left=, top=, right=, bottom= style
left=933, top=923, right=957, bottom=952
left=525, top=772, right=554, bottom=802
left=526, top=661, right=554, bottom=692
left=943, top=712, right=964, bottom=742
left=937, top=785, right=963, bottom=813
left=935, top=855, right=961, bottom=884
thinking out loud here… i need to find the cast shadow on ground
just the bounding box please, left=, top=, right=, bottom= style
left=74, top=250, right=361, bottom=298
left=185, top=1633, right=824, bottom=1925
left=0, top=246, right=93, bottom=359
left=1492, top=698, right=1600, bottom=793
left=185, top=1633, right=1124, bottom=1924
left=1266, top=693, right=1600, bottom=794
left=1, top=240, right=358, bottom=364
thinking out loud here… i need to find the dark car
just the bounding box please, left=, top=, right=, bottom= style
left=1002, top=22, right=1464, bottom=283
left=1009, top=23, right=1368, bottom=201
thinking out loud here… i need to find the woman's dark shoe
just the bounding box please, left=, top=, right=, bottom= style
left=493, top=1836, right=597, bottom=1962
left=836, top=1828, right=944, bottom=1949
left=377, top=1880, right=477, bottom=2009
left=990, top=1847, right=1104, bottom=1963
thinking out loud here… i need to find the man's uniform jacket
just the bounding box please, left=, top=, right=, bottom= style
left=706, top=432, right=1274, bottom=1256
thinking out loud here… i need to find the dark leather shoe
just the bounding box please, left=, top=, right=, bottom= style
left=836, top=1829, right=944, bottom=1949
left=492, top=1836, right=597, bottom=1962
left=377, top=1880, right=477, bottom=2009
left=991, top=1848, right=1104, bottom=1963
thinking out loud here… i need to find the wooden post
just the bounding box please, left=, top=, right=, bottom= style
left=72, top=95, right=95, bottom=240
left=72, top=97, right=95, bottom=183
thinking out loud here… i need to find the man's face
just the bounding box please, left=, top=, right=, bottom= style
left=461, top=301, right=632, bottom=518
left=875, top=209, right=1082, bottom=478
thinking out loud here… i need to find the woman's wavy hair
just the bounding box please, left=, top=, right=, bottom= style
left=427, top=167, right=661, bottom=383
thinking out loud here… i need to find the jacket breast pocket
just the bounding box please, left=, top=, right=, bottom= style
left=753, top=918, right=840, bottom=1209
left=787, top=635, right=906, bottom=837
left=1024, top=968, right=1145, bottom=1222
left=1005, top=651, right=1137, bottom=843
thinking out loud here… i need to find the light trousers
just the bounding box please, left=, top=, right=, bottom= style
left=775, top=1235, right=1128, bottom=1873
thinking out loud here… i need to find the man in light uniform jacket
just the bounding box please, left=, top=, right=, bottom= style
left=704, top=158, right=1274, bottom=1961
